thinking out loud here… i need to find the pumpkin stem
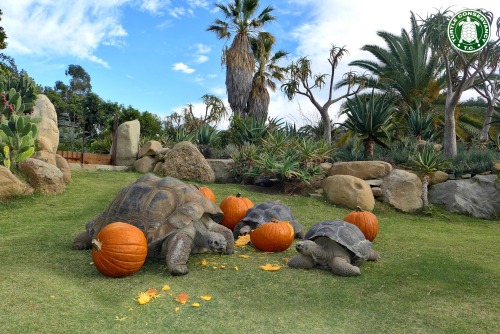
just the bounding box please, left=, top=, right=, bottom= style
left=194, top=184, right=200, bottom=190
left=91, top=239, right=102, bottom=251
left=236, top=193, right=242, bottom=198
left=356, top=206, right=364, bottom=212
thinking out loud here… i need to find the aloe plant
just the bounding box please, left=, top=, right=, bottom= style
left=0, top=114, right=40, bottom=170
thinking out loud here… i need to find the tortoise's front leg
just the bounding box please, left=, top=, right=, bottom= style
left=209, top=223, right=235, bottom=255
left=73, top=231, right=92, bottom=250
left=165, top=232, right=193, bottom=276
left=287, top=255, right=315, bottom=269
left=329, top=257, right=361, bottom=277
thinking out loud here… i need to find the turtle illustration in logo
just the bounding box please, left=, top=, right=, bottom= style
left=458, top=17, right=480, bottom=46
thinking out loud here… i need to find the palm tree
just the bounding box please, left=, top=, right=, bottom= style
left=207, top=0, right=275, bottom=118
left=246, top=32, right=288, bottom=120
left=340, top=90, right=396, bottom=158
left=345, top=12, right=441, bottom=112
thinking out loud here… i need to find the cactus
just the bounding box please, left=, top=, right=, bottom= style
left=0, top=74, right=37, bottom=117
left=1, top=145, right=10, bottom=169
left=0, top=114, right=40, bottom=170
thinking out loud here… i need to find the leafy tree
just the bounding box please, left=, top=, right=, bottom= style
left=207, top=0, right=276, bottom=118
left=281, top=45, right=366, bottom=142
left=0, top=9, right=6, bottom=50
left=65, top=64, right=92, bottom=97
left=246, top=32, right=288, bottom=120
left=420, top=8, right=500, bottom=158
left=340, top=90, right=396, bottom=158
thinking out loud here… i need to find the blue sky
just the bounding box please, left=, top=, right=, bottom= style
left=2, top=1, right=499, bottom=128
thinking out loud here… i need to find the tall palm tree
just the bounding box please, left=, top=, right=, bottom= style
left=246, top=32, right=288, bottom=120
left=346, top=12, right=441, bottom=112
left=341, top=90, right=396, bottom=158
left=207, top=0, right=275, bottom=118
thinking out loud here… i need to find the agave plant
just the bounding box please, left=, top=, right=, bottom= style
left=408, top=144, right=449, bottom=208
left=196, top=124, right=220, bottom=158
left=341, top=90, right=396, bottom=158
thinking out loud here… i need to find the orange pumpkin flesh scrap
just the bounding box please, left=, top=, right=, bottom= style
left=250, top=219, right=294, bottom=252
left=195, top=185, right=216, bottom=203
left=91, top=222, right=148, bottom=278
left=343, top=206, right=379, bottom=241
left=219, top=193, right=254, bottom=231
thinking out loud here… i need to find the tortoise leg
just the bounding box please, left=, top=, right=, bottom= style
left=368, top=249, right=380, bottom=261
left=165, top=232, right=193, bottom=276
left=73, top=231, right=92, bottom=250
left=329, top=257, right=361, bottom=277
left=287, top=255, right=315, bottom=269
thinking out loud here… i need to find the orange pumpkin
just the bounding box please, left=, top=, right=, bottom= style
left=219, top=193, right=254, bottom=231
left=195, top=185, right=216, bottom=203
left=343, top=206, right=379, bottom=241
left=91, top=222, right=148, bottom=278
left=250, top=219, right=294, bottom=252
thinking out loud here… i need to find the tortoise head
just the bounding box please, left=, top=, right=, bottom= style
left=208, top=233, right=227, bottom=253
left=295, top=240, right=316, bottom=256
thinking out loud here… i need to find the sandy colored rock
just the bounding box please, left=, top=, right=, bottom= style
left=138, top=140, right=162, bottom=158
left=0, top=166, right=29, bottom=199
left=322, top=175, right=375, bottom=211
left=134, top=156, right=156, bottom=173
left=32, top=94, right=59, bottom=153
left=18, top=158, right=64, bottom=194
left=328, top=161, right=392, bottom=180
left=157, top=141, right=215, bottom=182
left=115, top=120, right=140, bottom=166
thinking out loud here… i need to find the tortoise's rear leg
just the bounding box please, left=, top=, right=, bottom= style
left=165, top=232, right=193, bottom=276
left=73, top=231, right=92, bottom=250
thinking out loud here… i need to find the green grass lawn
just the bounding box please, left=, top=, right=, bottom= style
left=1, top=170, right=499, bottom=334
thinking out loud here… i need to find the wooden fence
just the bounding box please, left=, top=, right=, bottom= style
left=57, top=151, right=112, bottom=165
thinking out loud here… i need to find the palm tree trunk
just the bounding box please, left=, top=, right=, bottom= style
left=442, top=104, right=457, bottom=158
left=363, top=137, right=374, bottom=158
left=422, top=174, right=430, bottom=208
left=321, top=108, right=331, bottom=142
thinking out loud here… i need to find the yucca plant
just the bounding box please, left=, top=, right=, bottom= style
left=196, top=124, right=220, bottom=158
left=408, top=144, right=450, bottom=208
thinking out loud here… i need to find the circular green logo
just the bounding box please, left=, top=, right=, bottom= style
left=448, top=10, right=491, bottom=53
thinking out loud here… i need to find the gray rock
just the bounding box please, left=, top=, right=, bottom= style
left=134, top=155, right=156, bottom=173
left=206, top=159, right=234, bottom=183
left=381, top=169, right=423, bottom=212
left=429, top=175, right=500, bottom=219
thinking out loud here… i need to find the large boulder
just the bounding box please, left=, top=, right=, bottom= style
left=206, top=159, right=234, bottom=183
left=0, top=166, right=30, bottom=199
left=381, top=169, right=423, bottom=212
left=429, top=175, right=500, bottom=219
left=328, top=161, right=392, bottom=180
left=18, top=158, right=65, bottom=194
left=138, top=140, right=162, bottom=158
left=322, top=175, right=375, bottom=211
left=32, top=94, right=59, bottom=153
left=115, top=120, right=140, bottom=166
left=31, top=150, right=72, bottom=184
left=157, top=141, right=215, bottom=182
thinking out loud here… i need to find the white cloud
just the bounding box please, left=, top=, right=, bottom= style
left=1, top=0, right=129, bottom=68
left=138, top=0, right=171, bottom=15
left=168, top=7, right=186, bottom=18
left=172, top=62, right=195, bottom=74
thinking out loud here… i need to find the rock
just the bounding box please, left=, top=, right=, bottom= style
left=493, top=161, right=500, bottom=173
left=319, top=162, right=332, bottom=173
left=133, top=156, right=156, bottom=173
left=157, top=141, right=215, bottom=182
left=0, top=166, right=29, bottom=199
left=32, top=94, right=59, bottom=153
left=322, top=175, right=375, bottom=211
left=156, top=147, right=171, bottom=161
left=429, top=175, right=500, bottom=219
left=115, top=120, right=140, bottom=166
left=328, top=161, right=392, bottom=180
left=365, top=179, right=383, bottom=187
left=371, top=187, right=383, bottom=197
left=206, top=159, right=234, bottom=183
left=138, top=140, right=162, bottom=158
left=31, top=150, right=72, bottom=184
left=429, top=171, right=448, bottom=186
left=381, top=169, right=423, bottom=212
left=18, top=158, right=65, bottom=194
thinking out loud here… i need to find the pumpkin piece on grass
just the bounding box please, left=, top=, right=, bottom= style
left=195, top=185, right=216, bottom=203
left=91, top=222, right=148, bottom=278
left=343, top=206, right=379, bottom=241
left=250, top=219, right=294, bottom=252
left=219, top=193, right=254, bottom=231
